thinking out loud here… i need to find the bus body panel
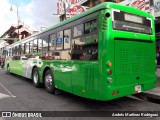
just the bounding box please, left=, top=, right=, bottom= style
left=6, top=60, right=25, bottom=76
left=40, top=60, right=99, bottom=100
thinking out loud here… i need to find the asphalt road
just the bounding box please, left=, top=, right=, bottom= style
left=0, top=69, right=159, bottom=120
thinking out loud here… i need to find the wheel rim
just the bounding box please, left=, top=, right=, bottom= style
left=45, top=74, right=52, bottom=89
left=33, top=71, right=38, bottom=84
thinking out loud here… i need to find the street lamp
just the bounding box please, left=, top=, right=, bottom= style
left=10, top=3, right=19, bottom=41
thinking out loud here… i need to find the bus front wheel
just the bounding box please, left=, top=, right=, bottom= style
left=44, top=69, right=55, bottom=94
left=32, top=67, right=40, bottom=88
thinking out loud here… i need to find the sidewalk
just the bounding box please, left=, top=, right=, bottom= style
left=142, top=69, right=160, bottom=100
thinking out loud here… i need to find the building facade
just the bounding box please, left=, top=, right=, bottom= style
left=58, top=0, right=119, bottom=21
left=0, top=22, right=32, bottom=45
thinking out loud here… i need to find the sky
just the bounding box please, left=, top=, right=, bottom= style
left=0, top=0, right=59, bottom=36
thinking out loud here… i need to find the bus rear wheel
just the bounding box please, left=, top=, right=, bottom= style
left=32, top=67, right=40, bottom=88
left=44, top=69, right=55, bottom=94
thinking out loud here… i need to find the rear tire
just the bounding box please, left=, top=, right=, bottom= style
left=32, top=67, right=40, bottom=88
left=44, top=69, right=55, bottom=94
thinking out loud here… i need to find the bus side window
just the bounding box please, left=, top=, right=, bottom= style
left=38, top=38, right=42, bottom=53
left=83, top=19, right=98, bottom=60
left=30, top=41, right=33, bottom=53
left=49, top=33, right=56, bottom=51
left=64, top=29, right=71, bottom=49
left=73, top=24, right=83, bottom=37
left=33, top=39, right=38, bottom=53
left=84, top=19, right=97, bottom=34
left=56, top=31, right=63, bottom=50
left=19, top=45, right=21, bottom=55
left=25, top=42, right=30, bottom=54
left=71, top=38, right=84, bottom=60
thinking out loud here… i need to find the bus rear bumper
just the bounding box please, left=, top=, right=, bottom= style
left=99, top=80, right=157, bottom=101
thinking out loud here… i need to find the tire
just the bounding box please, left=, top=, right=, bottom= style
left=44, top=69, right=55, bottom=94
left=32, top=67, right=40, bottom=88
left=7, top=65, right=10, bottom=74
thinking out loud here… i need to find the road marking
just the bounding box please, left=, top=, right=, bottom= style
left=0, top=82, right=16, bottom=98
left=0, top=93, right=10, bottom=99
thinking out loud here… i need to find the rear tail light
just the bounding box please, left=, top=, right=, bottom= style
left=115, top=90, right=119, bottom=94
left=108, top=61, right=112, bottom=67
left=108, top=69, right=112, bottom=75
left=112, top=91, right=119, bottom=95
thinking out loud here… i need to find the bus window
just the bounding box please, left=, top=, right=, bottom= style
left=18, top=45, right=21, bottom=55
left=84, top=19, right=97, bottom=34
left=33, top=39, right=38, bottom=53
left=15, top=46, right=18, bottom=55
left=30, top=41, right=33, bottom=53
left=71, top=38, right=84, bottom=60
left=64, top=29, right=71, bottom=49
left=38, top=38, right=42, bottom=53
left=42, top=37, right=49, bottom=52
left=49, top=34, right=56, bottom=51
left=9, top=48, right=12, bottom=56
left=21, top=44, right=25, bottom=54
left=56, top=31, right=63, bottom=50
left=25, top=42, right=30, bottom=54
left=12, top=47, right=14, bottom=55
left=73, top=24, right=83, bottom=37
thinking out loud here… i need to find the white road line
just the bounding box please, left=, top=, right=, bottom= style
left=0, top=82, right=16, bottom=98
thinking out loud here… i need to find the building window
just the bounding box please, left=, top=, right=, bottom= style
left=21, top=44, right=25, bottom=54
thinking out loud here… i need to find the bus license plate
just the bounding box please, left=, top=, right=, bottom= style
left=135, top=85, right=141, bottom=93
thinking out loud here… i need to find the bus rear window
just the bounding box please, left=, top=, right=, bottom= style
left=112, top=10, right=152, bottom=35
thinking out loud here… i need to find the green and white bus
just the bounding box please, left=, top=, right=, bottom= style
left=3, top=2, right=157, bottom=101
